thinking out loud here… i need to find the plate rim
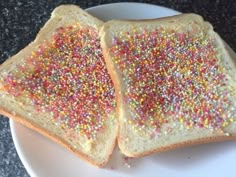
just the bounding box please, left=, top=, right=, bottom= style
left=86, top=2, right=180, bottom=14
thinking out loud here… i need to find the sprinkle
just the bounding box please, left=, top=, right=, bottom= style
left=124, top=162, right=131, bottom=168
left=109, top=26, right=236, bottom=136
left=123, top=155, right=132, bottom=168
left=124, top=156, right=129, bottom=162
left=3, top=24, right=115, bottom=140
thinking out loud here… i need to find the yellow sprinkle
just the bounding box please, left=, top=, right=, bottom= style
left=186, top=125, right=191, bottom=130
left=179, top=117, right=184, bottom=123
left=222, top=121, right=229, bottom=127
left=32, top=51, right=36, bottom=56
left=229, top=118, right=234, bottom=122
left=204, top=119, right=209, bottom=126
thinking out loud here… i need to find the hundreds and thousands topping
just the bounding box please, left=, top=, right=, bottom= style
left=4, top=24, right=115, bottom=140
left=110, top=27, right=236, bottom=134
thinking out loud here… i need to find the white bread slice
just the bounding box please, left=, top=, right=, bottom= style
left=100, top=14, right=236, bottom=157
left=0, top=5, right=118, bottom=167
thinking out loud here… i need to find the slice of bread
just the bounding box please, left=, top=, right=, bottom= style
left=100, top=13, right=236, bottom=157
left=0, top=5, right=118, bottom=167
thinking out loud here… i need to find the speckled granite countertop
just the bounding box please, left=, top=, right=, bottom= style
left=0, top=0, right=235, bottom=176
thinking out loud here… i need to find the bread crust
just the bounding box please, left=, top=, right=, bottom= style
left=0, top=108, right=117, bottom=167
left=119, top=134, right=236, bottom=158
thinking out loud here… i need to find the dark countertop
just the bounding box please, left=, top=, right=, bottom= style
left=0, top=0, right=235, bottom=176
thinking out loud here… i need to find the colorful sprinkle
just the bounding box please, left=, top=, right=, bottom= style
left=3, top=24, right=115, bottom=140
left=110, top=26, right=236, bottom=135
left=123, top=155, right=132, bottom=168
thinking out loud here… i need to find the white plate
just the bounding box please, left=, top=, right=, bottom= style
left=10, top=2, right=236, bottom=177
